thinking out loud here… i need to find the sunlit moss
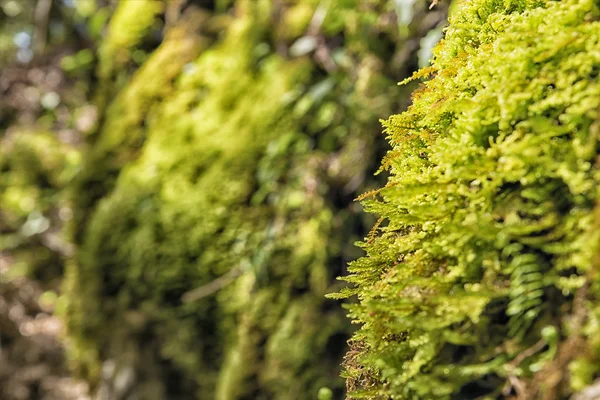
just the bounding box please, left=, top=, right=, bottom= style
left=336, top=0, right=600, bottom=398
left=96, top=0, right=164, bottom=79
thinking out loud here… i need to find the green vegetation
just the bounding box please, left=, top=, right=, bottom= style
left=59, top=1, right=446, bottom=398
left=0, top=130, right=79, bottom=280
left=336, top=0, right=600, bottom=398
left=7, top=0, right=598, bottom=398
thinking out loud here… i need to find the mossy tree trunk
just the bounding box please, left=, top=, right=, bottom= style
left=61, top=1, right=448, bottom=399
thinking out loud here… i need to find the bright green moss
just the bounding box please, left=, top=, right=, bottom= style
left=71, top=22, right=204, bottom=242
left=96, top=0, right=164, bottom=80
left=338, top=0, right=600, bottom=398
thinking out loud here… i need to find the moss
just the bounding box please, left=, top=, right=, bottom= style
left=96, top=0, right=164, bottom=79
left=337, top=0, right=600, bottom=398
left=71, top=20, right=205, bottom=241
left=62, top=0, right=446, bottom=398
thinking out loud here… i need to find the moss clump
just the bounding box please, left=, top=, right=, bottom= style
left=336, top=0, right=600, bottom=398
left=62, top=0, right=447, bottom=398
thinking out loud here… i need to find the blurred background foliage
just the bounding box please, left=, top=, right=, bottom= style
left=0, top=0, right=447, bottom=399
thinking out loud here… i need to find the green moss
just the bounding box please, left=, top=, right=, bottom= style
left=337, top=0, right=600, bottom=398
left=62, top=0, right=444, bottom=398
left=96, top=0, right=164, bottom=80
left=71, top=21, right=204, bottom=241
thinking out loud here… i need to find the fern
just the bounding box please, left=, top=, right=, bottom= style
left=503, top=249, right=547, bottom=338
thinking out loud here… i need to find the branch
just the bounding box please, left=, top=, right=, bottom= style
left=181, top=267, right=244, bottom=303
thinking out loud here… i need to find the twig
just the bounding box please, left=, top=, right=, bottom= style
left=509, top=339, right=547, bottom=370
left=503, top=339, right=547, bottom=399
left=307, top=2, right=328, bottom=36
left=304, top=1, right=337, bottom=72
left=39, top=231, right=75, bottom=258
left=181, top=267, right=243, bottom=303
left=571, top=379, right=600, bottom=400
left=165, top=0, right=186, bottom=33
